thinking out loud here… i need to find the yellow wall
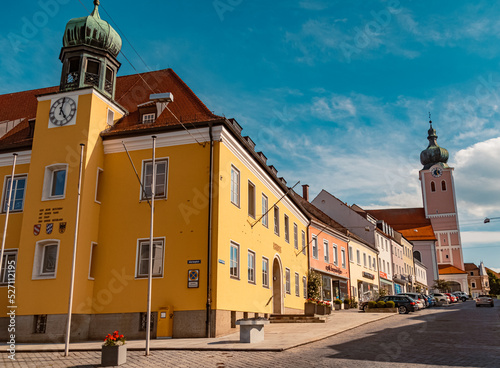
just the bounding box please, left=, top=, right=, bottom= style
left=10, top=91, right=124, bottom=315
left=348, top=239, right=379, bottom=299
left=213, top=141, right=309, bottom=313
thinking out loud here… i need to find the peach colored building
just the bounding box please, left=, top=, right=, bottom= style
left=295, top=188, right=350, bottom=301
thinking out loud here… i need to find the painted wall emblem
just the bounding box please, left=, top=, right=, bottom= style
left=46, top=223, right=53, bottom=234
left=33, top=224, right=41, bottom=236
left=59, top=222, right=67, bottom=234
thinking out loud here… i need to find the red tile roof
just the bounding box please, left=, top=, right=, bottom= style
left=365, top=208, right=437, bottom=241
left=464, top=263, right=478, bottom=271
left=438, top=264, right=467, bottom=275
left=0, top=69, right=221, bottom=151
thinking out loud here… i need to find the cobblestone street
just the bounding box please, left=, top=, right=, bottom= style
left=3, top=302, right=499, bottom=367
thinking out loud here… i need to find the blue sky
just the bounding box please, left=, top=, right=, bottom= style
left=1, top=0, right=499, bottom=271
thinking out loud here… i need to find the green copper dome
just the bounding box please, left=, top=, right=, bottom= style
left=420, top=121, right=449, bottom=170
left=63, top=0, right=122, bottom=58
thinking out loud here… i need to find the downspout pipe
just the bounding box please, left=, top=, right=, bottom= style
left=206, top=122, right=214, bottom=338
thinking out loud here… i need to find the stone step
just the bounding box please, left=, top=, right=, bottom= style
left=268, top=314, right=326, bottom=323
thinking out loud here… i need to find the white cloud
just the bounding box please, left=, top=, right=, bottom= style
left=461, top=231, right=500, bottom=244
left=453, top=137, right=500, bottom=219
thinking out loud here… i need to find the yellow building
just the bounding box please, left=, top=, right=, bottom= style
left=0, top=2, right=309, bottom=342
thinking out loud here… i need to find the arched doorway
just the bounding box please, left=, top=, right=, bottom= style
left=272, top=257, right=283, bottom=314
left=448, top=281, right=461, bottom=292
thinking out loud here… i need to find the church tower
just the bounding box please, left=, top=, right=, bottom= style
left=419, top=119, right=465, bottom=270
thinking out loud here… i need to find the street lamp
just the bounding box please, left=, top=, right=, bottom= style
left=484, top=216, right=500, bottom=223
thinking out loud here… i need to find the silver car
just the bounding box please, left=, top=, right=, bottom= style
left=476, top=295, right=494, bottom=307
left=431, top=293, right=449, bottom=305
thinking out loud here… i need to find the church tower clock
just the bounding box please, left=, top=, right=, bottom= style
left=419, top=119, right=465, bottom=271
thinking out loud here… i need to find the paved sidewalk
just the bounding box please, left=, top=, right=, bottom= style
left=2, top=309, right=395, bottom=353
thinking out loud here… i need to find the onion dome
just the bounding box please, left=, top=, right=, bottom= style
left=420, top=120, right=449, bottom=170
left=63, top=0, right=122, bottom=58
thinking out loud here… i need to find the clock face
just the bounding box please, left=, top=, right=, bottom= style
left=49, top=97, right=77, bottom=126
left=431, top=166, right=443, bottom=178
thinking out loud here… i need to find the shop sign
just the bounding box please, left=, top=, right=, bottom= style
left=325, top=264, right=342, bottom=274
left=363, top=271, right=374, bottom=280
left=379, top=271, right=388, bottom=279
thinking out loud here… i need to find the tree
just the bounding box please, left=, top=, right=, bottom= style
left=487, top=270, right=500, bottom=296
left=307, top=269, right=321, bottom=300
left=433, top=279, right=451, bottom=292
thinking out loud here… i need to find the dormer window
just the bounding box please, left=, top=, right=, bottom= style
left=142, top=113, right=156, bottom=124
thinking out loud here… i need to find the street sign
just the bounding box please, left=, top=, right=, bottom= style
left=188, top=269, right=199, bottom=288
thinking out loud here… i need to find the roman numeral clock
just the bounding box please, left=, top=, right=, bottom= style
left=49, top=96, right=78, bottom=127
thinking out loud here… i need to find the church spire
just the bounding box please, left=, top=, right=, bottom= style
left=419, top=115, right=449, bottom=170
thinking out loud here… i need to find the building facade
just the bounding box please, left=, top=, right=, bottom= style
left=0, top=2, right=310, bottom=342
left=465, top=262, right=490, bottom=298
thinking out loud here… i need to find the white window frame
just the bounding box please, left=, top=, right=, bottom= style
left=301, top=230, right=306, bottom=255
left=356, top=249, right=361, bottom=265
left=333, top=243, right=338, bottom=265
left=261, top=193, right=268, bottom=227
left=142, top=113, right=156, bottom=124
left=230, top=241, right=240, bottom=279
left=230, top=165, right=240, bottom=207
left=135, top=238, right=165, bottom=279
left=262, top=257, right=269, bottom=288
left=88, top=242, right=98, bottom=280
left=247, top=249, right=256, bottom=284
left=0, top=249, right=17, bottom=285
left=295, top=272, right=300, bottom=296
left=2, top=174, right=28, bottom=213
left=95, top=167, right=104, bottom=204
left=248, top=180, right=256, bottom=218
left=368, top=255, right=372, bottom=270
left=284, top=214, right=290, bottom=243
left=341, top=248, right=346, bottom=269
left=107, top=108, right=115, bottom=126
left=323, top=240, right=329, bottom=263
left=42, top=164, right=68, bottom=201
left=303, top=276, right=307, bottom=298
left=293, top=223, right=298, bottom=250
left=32, top=240, right=60, bottom=279
left=349, top=246, right=353, bottom=263
left=312, top=236, right=318, bottom=260
left=285, top=268, right=291, bottom=294
left=140, top=158, right=169, bottom=201
left=274, top=206, right=280, bottom=236
left=363, top=253, right=367, bottom=268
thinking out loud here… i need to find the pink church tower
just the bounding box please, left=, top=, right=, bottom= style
left=419, top=119, right=465, bottom=271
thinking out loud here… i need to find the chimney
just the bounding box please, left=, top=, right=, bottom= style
left=302, top=184, right=309, bottom=202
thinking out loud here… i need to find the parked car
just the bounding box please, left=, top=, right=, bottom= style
left=452, top=291, right=468, bottom=302
left=445, top=293, right=458, bottom=303
left=430, top=293, right=449, bottom=305
left=360, top=295, right=418, bottom=314
left=476, top=295, right=494, bottom=307
left=398, top=293, right=425, bottom=309
left=423, top=294, right=436, bottom=307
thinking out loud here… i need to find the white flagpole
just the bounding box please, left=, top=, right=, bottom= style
left=0, top=153, right=18, bottom=279
left=64, top=143, right=85, bottom=357
left=146, top=136, right=156, bottom=355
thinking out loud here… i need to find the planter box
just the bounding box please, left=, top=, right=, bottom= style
left=316, top=304, right=326, bottom=315
left=101, top=345, right=127, bottom=366
left=365, top=308, right=398, bottom=313
left=334, top=304, right=341, bottom=311
left=304, top=303, right=317, bottom=316
left=343, top=303, right=350, bottom=310
left=325, top=305, right=332, bottom=315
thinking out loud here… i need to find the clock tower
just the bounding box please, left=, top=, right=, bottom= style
left=16, top=0, right=127, bottom=322
left=419, top=120, right=465, bottom=271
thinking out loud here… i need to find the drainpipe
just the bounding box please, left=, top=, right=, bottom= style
left=206, top=122, right=214, bottom=338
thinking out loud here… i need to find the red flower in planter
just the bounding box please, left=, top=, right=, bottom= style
left=103, top=330, right=126, bottom=346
